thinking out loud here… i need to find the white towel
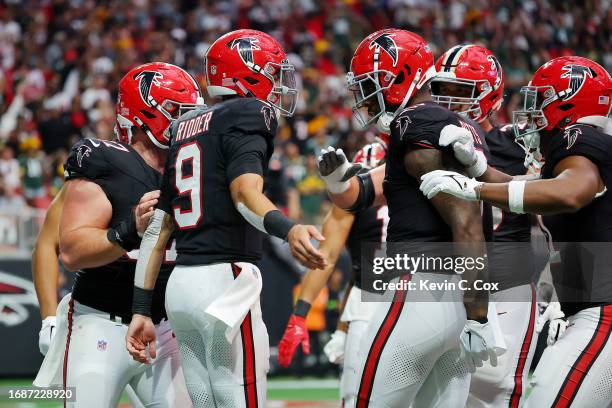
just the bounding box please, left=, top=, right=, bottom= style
left=33, top=293, right=72, bottom=387
left=487, top=301, right=507, bottom=356
left=204, top=263, right=262, bottom=343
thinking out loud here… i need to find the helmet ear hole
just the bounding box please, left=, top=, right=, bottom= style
left=558, top=103, right=574, bottom=111
left=140, top=110, right=157, bottom=119
left=244, top=76, right=260, bottom=85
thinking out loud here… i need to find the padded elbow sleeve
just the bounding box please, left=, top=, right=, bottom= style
left=346, top=171, right=376, bottom=213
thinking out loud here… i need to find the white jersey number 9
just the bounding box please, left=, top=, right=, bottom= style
left=174, top=142, right=202, bottom=229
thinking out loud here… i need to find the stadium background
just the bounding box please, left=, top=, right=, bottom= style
left=0, top=0, right=609, bottom=406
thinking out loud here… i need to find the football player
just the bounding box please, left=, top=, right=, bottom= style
left=125, top=29, right=326, bottom=407
left=316, top=29, right=500, bottom=407
left=429, top=44, right=539, bottom=407
left=419, top=56, right=612, bottom=407
left=34, top=62, right=202, bottom=408
left=277, top=141, right=388, bottom=406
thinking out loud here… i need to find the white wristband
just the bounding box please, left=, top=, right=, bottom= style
left=466, top=151, right=488, bottom=178
left=508, top=180, right=526, bottom=214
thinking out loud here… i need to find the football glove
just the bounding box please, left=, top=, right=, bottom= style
left=419, top=170, right=483, bottom=200
left=317, top=146, right=362, bottom=194
left=460, top=320, right=499, bottom=373
left=536, top=301, right=568, bottom=346
left=323, top=330, right=346, bottom=364
left=278, top=315, right=310, bottom=367
left=439, top=124, right=488, bottom=178
left=39, top=316, right=56, bottom=356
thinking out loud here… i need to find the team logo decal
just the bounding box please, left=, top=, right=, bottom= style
left=488, top=56, right=503, bottom=89
left=229, top=38, right=260, bottom=67
left=0, top=271, right=38, bottom=327
left=76, top=144, right=92, bottom=167
left=261, top=104, right=274, bottom=131
left=134, top=71, right=163, bottom=107
left=396, top=114, right=412, bottom=138
left=563, top=127, right=581, bottom=150
left=369, top=33, right=398, bottom=67
left=97, top=340, right=108, bottom=351
left=560, top=65, right=593, bottom=101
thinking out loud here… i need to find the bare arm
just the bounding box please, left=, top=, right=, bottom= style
left=230, top=173, right=327, bottom=269
left=298, top=205, right=355, bottom=304
left=328, top=164, right=386, bottom=210
left=59, top=179, right=125, bottom=271
left=478, top=156, right=603, bottom=215
left=32, top=186, right=65, bottom=318
left=478, top=166, right=514, bottom=183
left=405, top=148, right=488, bottom=321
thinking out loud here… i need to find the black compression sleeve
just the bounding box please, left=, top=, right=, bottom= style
left=132, top=287, right=153, bottom=317
left=107, top=209, right=141, bottom=251
left=346, top=171, right=375, bottom=213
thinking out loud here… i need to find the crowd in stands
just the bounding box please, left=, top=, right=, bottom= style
left=1, top=0, right=609, bottom=222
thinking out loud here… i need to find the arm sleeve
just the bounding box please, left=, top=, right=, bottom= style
left=225, top=133, right=270, bottom=183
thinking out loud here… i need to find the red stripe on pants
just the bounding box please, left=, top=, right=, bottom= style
left=63, top=298, right=75, bottom=408
left=356, top=274, right=410, bottom=408
left=509, top=284, right=537, bottom=408
left=232, top=263, right=258, bottom=408
left=552, top=305, right=612, bottom=407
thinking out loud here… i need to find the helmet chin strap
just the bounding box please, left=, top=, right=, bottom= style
left=376, top=68, right=424, bottom=133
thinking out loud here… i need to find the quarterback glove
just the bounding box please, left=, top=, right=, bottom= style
left=39, top=316, right=56, bottom=356
left=317, top=146, right=362, bottom=194
left=278, top=315, right=310, bottom=367
left=536, top=301, right=568, bottom=346
left=323, top=330, right=347, bottom=364
left=419, top=170, right=483, bottom=200
left=439, top=124, right=488, bottom=178
left=460, top=320, right=499, bottom=373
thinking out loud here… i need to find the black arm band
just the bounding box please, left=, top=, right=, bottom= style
left=107, top=209, right=141, bottom=251
left=294, top=299, right=311, bottom=318
left=346, top=171, right=375, bottom=213
left=132, top=286, right=153, bottom=317
left=263, top=210, right=297, bottom=241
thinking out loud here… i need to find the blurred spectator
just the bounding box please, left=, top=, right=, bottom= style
left=295, top=154, right=327, bottom=224
left=0, top=145, right=20, bottom=195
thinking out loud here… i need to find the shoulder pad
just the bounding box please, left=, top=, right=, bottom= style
left=391, top=102, right=458, bottom=149
left=547, top=124, right=612, bottom=167
left=64, top=138, right=130, bottom=180
left=226, top=98, right=278, bottom=138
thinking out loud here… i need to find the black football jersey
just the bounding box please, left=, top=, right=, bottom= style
left=64, top=138, right=174, bottom=322
left=383, top=101, right=491, bottom=243
left=158, top=97, right=276, bottom=265
left=541, top=123, right=612, bottom=316
left=486, top=125, right=536, bottom=291
left=346, top=204, right=388, bottom=290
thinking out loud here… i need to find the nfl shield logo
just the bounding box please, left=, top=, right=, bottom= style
left=97, top=340, right=107, bottom=351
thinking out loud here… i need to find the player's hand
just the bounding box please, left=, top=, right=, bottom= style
left=287, top=224, right=327, bottom=270
left=135, top=190, right=160, bottom=236
left=317, top=146, right=362, bottom=194
left=278, top=315, right=310, bottom=367
left=439, top=125, right=488, bottom=178
left=39, top=316, right=56, bottom=356
left=536, top=301, right=568, bottom=346
left=419, top=170, right=483, bottom=200
left=459, top=320, right=499, bottom=372
left=323, top=329, right=347, bottom=364
left=126, top=314, right=157, bottom=364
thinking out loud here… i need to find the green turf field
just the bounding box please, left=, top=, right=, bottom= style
left=0, top=377, right=340, bottom=407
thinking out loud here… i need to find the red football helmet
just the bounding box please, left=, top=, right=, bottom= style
left=431, top=44, right=504, bottom=123
left=204, top=29, right=298, bottom=116
left=353, top=141, right=386, bottom=169
left=116, top=62, right=203, bottom=149
left=347, top=29, right=436, bottom=132
left=513, top=56, right=611, bottom=167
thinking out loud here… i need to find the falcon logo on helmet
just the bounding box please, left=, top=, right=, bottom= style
left=489, top=56, right=503, bottom=89
left=369, top=33, right=399, bottom=67
left=134, top=71, right=163, bottom=107
left=560, top=65, right=593, bottom=101
left=229, top=38, right=261, bottom=68
left=261, top=104, right=274, bottom=131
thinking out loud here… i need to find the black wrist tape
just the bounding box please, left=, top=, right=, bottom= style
left=263, top=210, right=297, bottom=241
left=294, top=299, right=311, bottom=318
left=107, top=209, right=141, bottom=251
left=132, top=286, right=153, bottom=317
